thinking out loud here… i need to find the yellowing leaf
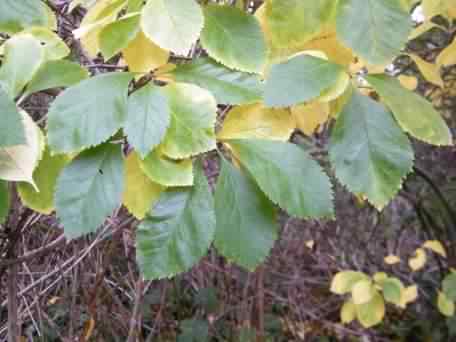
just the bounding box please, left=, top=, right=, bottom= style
left=0, top=112, right=44, bottom=190
left=399, top=285, right=418, bottom=308
left=341, top=300, right=356, bottom=324
left=291, top=101, right=330, bottom=136
left=352, top=280, right=375, bottom=305
left=123, top=30, right=170, bottom=74
left=356, top=292, right=386, bottom=328
left=330, top=271, right=369, bottom=295
left=438, top=291, right=455, bottom=317
left=319, top=72, right=351, bottom=103
left=398, top=75, right=418, bottom=91
left=410, top=54, right=444, bottom=87
left=437, top=37, right=456, bottom=68
left=384, top=254, right=401, bottom=265
left=218, top=104, right=295, bottom=141
left=373, top=272, right=388, bottom=283
left=409, top=248, right=427, bottom=271
left=423, top=240, right=447, bottom=258
left=123, top=152, right=164, bottom=219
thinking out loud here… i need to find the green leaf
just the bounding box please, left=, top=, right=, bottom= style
left=125, top=84, right=170, bottom=158
left=438, top=291, right=455, bottom=317
left=366, top=74, right=452, bottom=146
left=214, top=157, right=278, bottom=270
left=356, top=292, right=386, bottom=328
left=140, top=0, right=203, bottom=55
left=264, top=0, right=337, bottom=48
left=99, top=14, right=140, bottom=60
left=201, top=5, right=266, bottom=73
left=0, top=34, right=45, bottom=98
left=22, top=27, right=70, bottom=61
left=443, top=273, right=456, bottom=301
left=0, top=87, right=25, bottom=147
left=139, top=149, right=194, bottom=187
left=0, top=111, right=44, bottom=190
left=329, top=92, right=414, bottom=209
left=0, top=180, right=9, bottom=224
left=17, top=146, right=70, bottom=215
left=336, top=0, right=412, bottom=65
left=161, top=83, right=217, bottom=159
left=47, top=72, right=133, bottom=153
left=0, top=0, right=55, bottom=34
left=171, top=57, right=263, bottom=105
left=264, top=54, right=345, bottom=108
left=229, top=139, right=334, bottom=219
left=55, top=143, right=124, bottom=239
left=381, top=277, right=404, bottom=305
left=123, top=151, right=163, bottom=219
left=330, top=271, right=369, bottom=294
left=24, top=60, right=89, bottom=97
left=136, top=162, right=215, bottom=279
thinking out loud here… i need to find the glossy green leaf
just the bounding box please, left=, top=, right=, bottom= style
left=161, top=83, right=217, bottom=159
left=125, top=84, right=170, bottom=158
left=229, top=139, right=334, bottom=219
left=264, top=54, right=345, bottom=108
left=99, top=14, right=140, bottom=60
left=0, top=0, right=54, bottom=34
left=0, top=34, right=45, bottom=99
left=0, top=180, right=9, bottom=224
left=18, top=146, right=70, bottom=215
left=264, top=0, right=336, bottom=48
left=24, top=60, right=89, bottom=97
left=55, top=143, right=124, bottom=239
left=0, top=88, right=25, bottom=147
left=47, top=72, right=133, bottom=153
left=336, top=0, right=412, bottom=65
left=171, top=57, right=263, bottom=105
left=366, top=74, right=452, bottom=146
left=329, top=92, right=414, bottom=209
left=214, top=157, right=278, bottom=270
left=136, top=162, right=215, bottom=279
left=443, top=273, right=456, bottom=301
left=141, top=0, right=203, bottom=55
left=201, top=5, right=266, bottom=73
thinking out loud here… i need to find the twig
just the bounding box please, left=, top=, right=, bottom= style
left=127, top=278, right=144, bottom=342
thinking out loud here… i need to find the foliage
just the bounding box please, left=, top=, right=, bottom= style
left=0, top=0, right=455, bottom=334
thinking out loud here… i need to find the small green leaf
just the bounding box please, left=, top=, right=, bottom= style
left=0, top=180, right=9, bottom=224
left=0, top=34, right=45, bottom=98
left=438, top=291, right=455, bottom=317
left=136, top=162, right=215, bottom=279
left=336, top=0, right=412, bottom=65
left=201, top=4, right=266, bottom=73
left=125, top=84, right=170, bottom=158
left=161, top=83, right=217, bottom=159
left=264, top=54, right=345, bottom=108
left=366, top=74, right=452, bottom=146
left=140, top=0, right=203, bottom=55
left=329, top=91, right=414, bottom=209
left=171, top=57, right=263, bottom=105
left=381, top=277, right=404, bottom=305
left=443, top=273, right=456, bottom=301
left=229, top=139, right=334, bottom=219
left=47, top=72, right=133, bottom=153
left=0, top=0, right=55, bottom=34
left=24, top=60, right=89, bottom=97
left=214, top=157, right=278, bottom=270
left=0, top=87, right=25, bottom=147
left=356, top=292, right=386, bottom=328
left=17, top=146, right=70, bottom=215
left=330, top=271, right=369, bottom=295
left=55, top=143, right=124, bottom=239
left=99, top=14, right=140, bottom=60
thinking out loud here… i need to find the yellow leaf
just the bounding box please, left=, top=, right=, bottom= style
left=291, top=101, right=330, bottom=136
left=437, top=37, right=456, bottom=68
left=399, top=285, right=418, bottom=308
left=330, top=271, right=368, bottom=295
left=218, top=104, right=295, bottom=141
left=410, top=54, right=444, bottom=87
left=83, top=317, right=96, bottom=341
left=373, top=272, right=388, bottom=284
left=409, top=21, right=439, bottom=40
left=398, top=75, right=418, bottom=90
left=305, top=240, right=315, bottom=249
left=123, top=30, right=170, bottom=74
left=352, top=280, right=375, bottom=305
left=341, top=300, right=357, bottom=324
left=438, top=291, right=455, bottom=317
left=384, top=254, right=401, bottom=265
left=356, top=292, right=386, bottom=328
left=123, top=152, right=164, bottom=219
left=409, top=248, right=427, bottom=271
left=423, top=240, right=447, bottom=258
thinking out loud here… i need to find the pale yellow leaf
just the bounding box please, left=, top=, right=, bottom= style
left=291, top=101, right=330, bottom=136
left=123, top=152, right=164, bottom=219
left=384, top=254, right=401, bottom=265
left=410, top=54, right=444, bottom=87
left=341, top=300, right=356, bottom=324
left=436, top=37, right=456, bottom=68
left=305, top=240, right=315, bottom=249
left=409, top=248, right=427, bottom=271
left=352, top=280, right=375, bottom=305
left=399, top=285, right=418, bottom=308
left=398, top=75, right=418, bottom=90
left=123, top=30, right=170, bottom=74
left=218, top=104, right=295, bottom=141
left=373, top=272, right=388, bottom=284
left=330, top=271, right=369, bottom=295
left=423, top=240, right=447, bottom=258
